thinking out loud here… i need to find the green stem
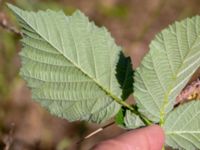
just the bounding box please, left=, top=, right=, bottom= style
left=118, top=100, right=152, bottom=125
left=162, top=146, right=165, bottom=150
left=140, top=115, right=152, bottom=125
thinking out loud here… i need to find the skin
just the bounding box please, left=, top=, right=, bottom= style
left=92, top=125, right=165, bottom=150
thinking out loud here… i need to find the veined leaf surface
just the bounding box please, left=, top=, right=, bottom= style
left=134, top=17, right=200, bottom=122
left=124, top=110, right=144, bottom=129
left=164, top=101, right=200, bottom=150
left=8, top=4, right=133, bottom=123
left=115, top=107, right=144, bottom=129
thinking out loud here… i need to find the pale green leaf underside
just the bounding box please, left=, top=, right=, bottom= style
left=134, top=16, right=200, bottom=122
left=8, top=4, right=128, bottom=123
left=164, top=101, right=200, bottom=150
left=124, top=110, right=144, bottom=129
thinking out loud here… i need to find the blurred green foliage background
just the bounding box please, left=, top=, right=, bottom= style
left=0, top=0, right=200, bottom=149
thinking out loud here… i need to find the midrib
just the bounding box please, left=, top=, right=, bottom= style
left=16, top=10, right=131, bottom=109
left=160, top=35, right=200, bottom=125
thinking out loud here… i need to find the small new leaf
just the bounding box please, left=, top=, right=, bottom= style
left=124, top=110, right=144, bottom=129
left=115, top=107, right=144, bottom=129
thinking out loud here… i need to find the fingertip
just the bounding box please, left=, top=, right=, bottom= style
left=92, top=125, right=165, bottom=150
left=92, top=140, right=128, bottom=150
left=114, top=125, right=165, bottom=150
left=145, top=125, right=165, bottom=150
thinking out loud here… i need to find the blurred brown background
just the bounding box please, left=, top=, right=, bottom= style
left=0, top=0, right=200, bottom=149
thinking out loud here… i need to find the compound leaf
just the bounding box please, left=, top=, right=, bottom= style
left=134, top=16, right=200, bottom=122
left=8, top=4, right=133, bottom=123
left=164, top=101, right=200, bottom=150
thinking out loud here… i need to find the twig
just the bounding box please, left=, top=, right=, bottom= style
left=76, top=122, right=115, bottom=144
left=0, top=13, right=22, bottom=36
left=3, top=122, right=15, bottom=150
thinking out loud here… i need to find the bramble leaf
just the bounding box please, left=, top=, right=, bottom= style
left=9, top=4, right=200, bottom=149
left=134, top=17, right=200, bottom=122
left=8, top=4, right=134, bottom=123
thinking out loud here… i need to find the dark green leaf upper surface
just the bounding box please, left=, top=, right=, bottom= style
left=116, top=52, right=134, bottom=100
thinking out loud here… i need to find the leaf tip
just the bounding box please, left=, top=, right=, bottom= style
left=7, top=3, right=22, bottom=15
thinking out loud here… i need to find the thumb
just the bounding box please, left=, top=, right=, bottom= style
left=93, top=125, right=165, bottom=150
